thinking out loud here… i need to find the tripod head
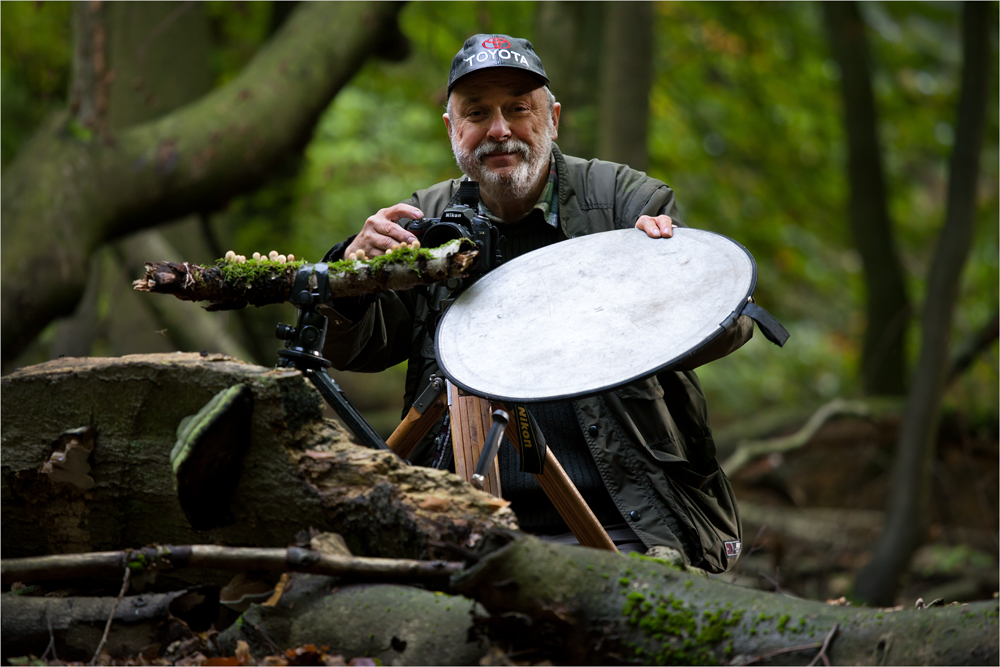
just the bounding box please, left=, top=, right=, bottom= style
left=275, top=263, right=392, bottom=453
left=276, top=263, right=333, bottom=371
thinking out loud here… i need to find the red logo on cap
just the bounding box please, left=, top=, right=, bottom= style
left=482, top=37, right=511, bottom=50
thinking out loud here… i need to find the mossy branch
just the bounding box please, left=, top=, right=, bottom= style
left=132, top=240, right=478, bottom=310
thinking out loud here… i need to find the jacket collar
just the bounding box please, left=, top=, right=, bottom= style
left=551, top=143, right=586, bottom=238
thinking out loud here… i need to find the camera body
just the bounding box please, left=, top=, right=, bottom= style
left=407, top=181, right=500, bottom=276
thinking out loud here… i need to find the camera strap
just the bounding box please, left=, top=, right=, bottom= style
left=508, top=404, right=546, bottom=474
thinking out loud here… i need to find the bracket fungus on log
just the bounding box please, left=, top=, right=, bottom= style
left=171, top=384, right=255, bottom=531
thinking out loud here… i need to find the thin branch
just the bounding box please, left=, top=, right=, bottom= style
left=42, top=605, right=58, bottom=664
left=736, top=640, right=823, bottom=666
left=806, top=623, right=839, bottom=667
left=947, top=311, right=999, bottom=385
left=90, top=565, right=131, bottom=665
left=722, top=398, right=871, bottom=474
left=135, top=1, right=196, bottom=67
left=2, top=545, right=464, bottom=590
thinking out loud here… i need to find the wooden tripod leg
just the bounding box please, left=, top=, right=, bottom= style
left=386, top=393, right=447, bottom=460
left=494, top=401, right=618, bottom=553
left=449, top=387, right=502, bottom=497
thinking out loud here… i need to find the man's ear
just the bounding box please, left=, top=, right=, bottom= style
left=551, top=102, right=561, bottom=140
left=443, top=112, right=452, bottom=136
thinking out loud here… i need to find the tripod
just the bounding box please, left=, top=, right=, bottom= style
left=276, top=263, right=615, bottom=551
left=275, top=263, right=391, bottom=453
left=388, top=380, right=618, bottom=552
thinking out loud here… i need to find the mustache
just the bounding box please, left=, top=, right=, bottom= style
left=474, top=138, right=531, bottom=163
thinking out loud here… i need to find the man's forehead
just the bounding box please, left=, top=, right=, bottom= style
left=450, top=69, right=545, bottom=102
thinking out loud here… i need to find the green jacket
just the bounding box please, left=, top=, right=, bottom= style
left=322, top=145, right=752, bottom=572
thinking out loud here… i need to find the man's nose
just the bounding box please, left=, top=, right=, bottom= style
left=486, top=112, right=511, bottom=141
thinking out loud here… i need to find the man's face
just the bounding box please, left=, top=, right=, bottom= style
left=444, top=69, right=561, bottom=202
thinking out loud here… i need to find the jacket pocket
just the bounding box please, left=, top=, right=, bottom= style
left=662, top=463, right=742, bottom=573
left=611, top=377, right=680, bottom=450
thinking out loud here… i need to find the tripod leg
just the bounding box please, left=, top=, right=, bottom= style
left=449, top=388, right=502, bottom=497
left=494, top=400, right=617, bottom=552
left=304, top=369, right=391, bottom=452
left=386, top=386, right=447, bottom=459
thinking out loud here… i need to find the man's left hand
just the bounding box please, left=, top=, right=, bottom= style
left=635, top=215, right=675, bottom=239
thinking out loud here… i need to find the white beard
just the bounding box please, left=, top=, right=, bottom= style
left=451, top=121, right=554, bottom=203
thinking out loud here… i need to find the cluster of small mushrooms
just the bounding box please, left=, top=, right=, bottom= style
left=346, top=239, right=420, bottom=261
left=223, top=250, right=296, bottom=264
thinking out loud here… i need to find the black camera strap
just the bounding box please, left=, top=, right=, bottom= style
left=510, top=404, right=546, bottom=474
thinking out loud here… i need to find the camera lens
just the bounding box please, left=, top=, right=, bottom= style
left=422, top=222, right=469, bottom=249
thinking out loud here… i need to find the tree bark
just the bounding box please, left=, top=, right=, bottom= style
left=597, top=2, right=654, bottom=171
left=131, top=240, right=477, bottom=309
left=68, top=1, right=110, bottom=133
left=450, top=532, right=998, bottom=666
left=1, top=2, right=405, bottom=366
left=853, top=2, right=991, bottom=607
left=823, top=2, right=911, bottom=397
left=0, top=353, right=516, bottom=567
left=49, top=3, right=245, bottom=365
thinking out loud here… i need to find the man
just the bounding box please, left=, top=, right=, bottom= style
left=320, top=35, right=753, bottom=572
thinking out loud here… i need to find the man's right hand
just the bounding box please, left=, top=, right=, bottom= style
left=343, top=203, right=423, bottom=258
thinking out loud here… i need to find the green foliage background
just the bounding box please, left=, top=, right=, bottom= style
left=2, top=1, right=996, bottom=427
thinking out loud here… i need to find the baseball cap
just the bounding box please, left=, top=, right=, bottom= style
left=447, top=34, right=549, bottom=93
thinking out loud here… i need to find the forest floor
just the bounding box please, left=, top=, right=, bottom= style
left=4, top=412, right=996, bottom=666
left=718, top=410, right=999, bottom=608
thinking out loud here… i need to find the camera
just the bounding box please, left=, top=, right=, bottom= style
left=406, top=181, right=500, bottom=276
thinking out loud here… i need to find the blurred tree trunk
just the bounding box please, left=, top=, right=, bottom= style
left=533, top=2, right=604, bottom=159
left=823, top=2, right=911, bottom=397
left=597, top=2, right=653, bottom=171
left=535, top=2, right=653, bottom=169
left=853, top=1, right=990, bottom=606
left=51, top=2, right=245, bottom=363
left=0, top=2, right=405, bottom=369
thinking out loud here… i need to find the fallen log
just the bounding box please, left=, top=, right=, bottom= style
left=1, top=354, right=516, bottom=570
left=1, top=588, right=203, bottom=664
left=449, top=531, right=999, bottom=666
left=131, top=239, right=477, bottom=310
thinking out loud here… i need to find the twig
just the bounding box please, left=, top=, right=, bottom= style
left=722, top=398, right=872, bottom=474
left=42, top=605, right=58, bottom=663
left=736, top=641, right=823, bottom=666
left=806, top=623, right=839, bottom=666
left=90, top=565, right=131, bottom=665
left=253, top=620, right=283, bottom=655
left=947, top=310, right=999, bottom=385
left=759, top=566, right=783, bottom=595
left=728, top=524, right=767, bottom=581
left=2, top=545, right=464, bottom=589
